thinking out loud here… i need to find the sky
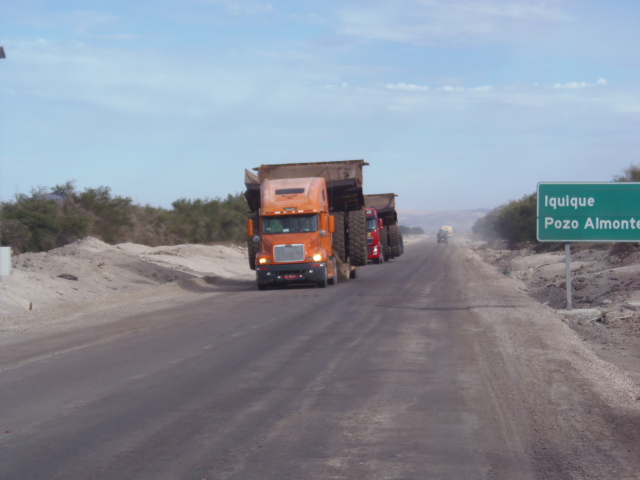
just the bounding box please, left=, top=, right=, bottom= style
left=1, top=0, right=639, bottom=214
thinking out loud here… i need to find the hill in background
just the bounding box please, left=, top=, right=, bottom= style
left=399, top=208, right=489, bottom=234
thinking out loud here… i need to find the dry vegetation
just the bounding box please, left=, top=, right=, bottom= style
left=0, top=181, right=249, bottom=253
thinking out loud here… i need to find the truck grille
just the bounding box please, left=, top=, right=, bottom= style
left=274, top=244, right=305, bottom=263
left=367, top=238, right=374, bottom=244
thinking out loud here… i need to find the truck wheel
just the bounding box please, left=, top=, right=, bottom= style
left=331, top=212, right=347, bottom=262
left=389, top=224, right=401, bottom=258
left=399, top=234, right=404, bottom=255
left=381, top=227, right=390, bottom=259
left=347, top=209, right=368, bottom=267
left=248, top=214, right=260, bottom=270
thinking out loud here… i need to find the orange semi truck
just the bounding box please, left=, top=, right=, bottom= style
left=244, top=160, right=369, bottom=290
left=364, top=193, right=403, bottom=260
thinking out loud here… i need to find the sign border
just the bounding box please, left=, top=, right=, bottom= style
left=536, top=181, right=640, bottom=243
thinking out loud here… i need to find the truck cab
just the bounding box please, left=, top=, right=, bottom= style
left=366, top=207, right=385, bottom=264
left=251, top=177, right=337, bottom=289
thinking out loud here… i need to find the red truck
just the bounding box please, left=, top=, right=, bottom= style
left=364, top=193, right=403, bottom=262
left=365, top=207, right=386, bottom=264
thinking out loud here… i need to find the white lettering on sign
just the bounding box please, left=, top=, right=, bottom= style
left=544, top=195, right=595, bottom=210
left=544, top=217, right=640, bottom=230
left=584, top=218, right=638, bottom=229
left=544, top=218, right=580, bottom=229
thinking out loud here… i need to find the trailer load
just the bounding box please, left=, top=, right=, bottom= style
left=364, top=193, right=403, bottom=260
left=244, top=160, right=369, bottom=289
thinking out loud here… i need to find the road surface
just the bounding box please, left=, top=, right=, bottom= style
left=1, top=238, right=639, bottom=479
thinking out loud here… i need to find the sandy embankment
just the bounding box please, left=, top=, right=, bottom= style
left=0, top=237, right=253, bottom=334
left=0, top=234, right=427, bottom=334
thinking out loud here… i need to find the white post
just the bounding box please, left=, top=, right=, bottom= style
left=0, top=247, right=12, bottom=315
left=565, top=243, right=572, bottom=310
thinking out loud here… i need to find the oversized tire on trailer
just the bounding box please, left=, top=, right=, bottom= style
left=380, top=226, right=390, bottom=260
left=347, top=209, right=368, bottom=267
left=331, top=212, right=347, bottom=262
left=389, top=224, right=401, bottom=258
left=247, top=214, right=260, bottom=270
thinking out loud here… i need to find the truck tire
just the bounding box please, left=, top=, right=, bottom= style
left=389, top=224, right=401, bottom=258
left=380, top=226, right=390, bottom=259
left=399, top=234, right=404, bottom=255
left=331, top=212, right=347, bottom=262
left=247, top=214, right=260, bottom=270
left=347, top=209, right=368, bottom=267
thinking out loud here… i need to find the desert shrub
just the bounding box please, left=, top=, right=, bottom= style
left=0, top=181, right=261, bottom=252
left=76, top=187, right=134, bottom=244
left=167, top=193, right=248, bottom=244
left=613, top=163, right=640, bottom=182
left=0, top=189, right=65, bottom=252
left=472, top=194, right=537, bottom=244
left=493, top=193, right=537, bottom=244
left=399, top=225, right=425, bottom=234
left=472, top=206, right=503, bottom=241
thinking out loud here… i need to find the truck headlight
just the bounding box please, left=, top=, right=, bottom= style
left=312, top=253, right=323, bottom=261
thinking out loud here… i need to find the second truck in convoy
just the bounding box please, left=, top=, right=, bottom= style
left=244, top=160, right=369, bottom=290
left=364, top=193, right=403, bottom=263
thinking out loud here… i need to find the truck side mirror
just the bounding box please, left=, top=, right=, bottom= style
left=379, top=219, right=384, bottom=229
left=247, top=218, right=254, bottom=237
left=328, top=215, right=336, bottom=233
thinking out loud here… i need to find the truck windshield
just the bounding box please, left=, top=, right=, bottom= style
left=263, top=214, right=318, bottom=234
left=366, top=217, right=377, bottom=232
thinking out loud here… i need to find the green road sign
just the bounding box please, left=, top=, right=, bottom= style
left=537, top=182, right=640, bottom=242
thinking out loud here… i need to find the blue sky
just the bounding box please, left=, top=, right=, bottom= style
left=1, top=0, right=639, bottom=215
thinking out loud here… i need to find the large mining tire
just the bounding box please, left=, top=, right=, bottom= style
left=380, top=227, right=390, bottom=259
left=247, top=214, right=260, bottom=270
left=389, top=224, right=401, bottom=258
left=331, top=212, right=347, bottom=262
left=347, top=209, right=368, bottom=267
left=399, top=234, right=404, bottom=255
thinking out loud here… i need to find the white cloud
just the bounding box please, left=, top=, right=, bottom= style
left=386, top=83, right=492, bottom=92
left=197, top=0, right=275, bottom=15
left=387, top=83, right=430, bottom=91
left=552, top=79, right=608, bottom=89
left=336, top=0, right=568, bottom=46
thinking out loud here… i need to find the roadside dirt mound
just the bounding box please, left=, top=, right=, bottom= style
left=1, top=237, right=252, bottom=318
left=475, top=239, right=640, bottom=387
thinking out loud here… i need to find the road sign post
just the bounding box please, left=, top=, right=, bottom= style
left=537, top=183, right=640, bottom=310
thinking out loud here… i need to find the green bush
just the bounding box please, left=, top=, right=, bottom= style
left=613, top=163, right=640, bottom=182
left=399, top=225, right=425, bottom=235
left=493, top=193, right=537, bottom=244
left=0, top=181, right=251, bottom=253
left=472, top=194, right=537, bottom=244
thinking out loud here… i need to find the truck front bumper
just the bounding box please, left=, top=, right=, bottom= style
left=256, top=262, right=327, bottom=286
left=367, top=244, right=382, bottom=259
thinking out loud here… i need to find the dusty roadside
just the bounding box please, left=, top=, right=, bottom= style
left=451, top=239, right=640, bottom=479
left=470, top=237, right=640, bottom=388
left=0, top=235, right=426, bottom=340
left=0, top=237, right=254, bottom=339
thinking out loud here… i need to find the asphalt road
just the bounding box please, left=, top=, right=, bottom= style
left=1, top=239, right=639, bottom=479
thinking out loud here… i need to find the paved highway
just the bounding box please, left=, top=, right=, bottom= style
left=1, top=239, right=639, bottom=479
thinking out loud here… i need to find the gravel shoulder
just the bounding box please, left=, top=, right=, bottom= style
left=471, top=238, right=640, bottom=393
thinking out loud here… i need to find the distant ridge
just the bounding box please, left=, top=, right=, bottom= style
left=398, top=208, right=489, bottom=234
